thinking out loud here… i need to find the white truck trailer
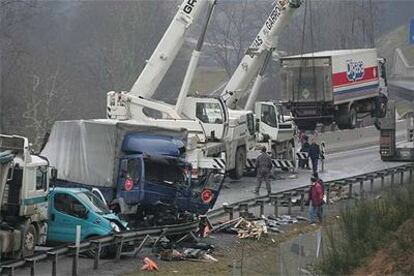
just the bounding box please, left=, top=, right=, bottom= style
left=280, top=48, right=388, bottom=130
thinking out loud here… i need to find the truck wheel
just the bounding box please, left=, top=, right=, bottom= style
left=22, top=224, right=37, bottom=257
left=229, top=147, right=246, bottom=180
left=349, top=107, right=357, bottom=129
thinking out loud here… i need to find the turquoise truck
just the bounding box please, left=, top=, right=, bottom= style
left=0, top=135, right=126, bottom=260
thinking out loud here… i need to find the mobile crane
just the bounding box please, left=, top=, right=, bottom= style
left=107, top=0, right=251, bottom=179
left=221, top=0, right=302, bottom=166
left=107, top=0, right=229, bottom=177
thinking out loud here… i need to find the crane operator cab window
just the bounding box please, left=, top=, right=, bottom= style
left=261, top=105, right=278, bottom=128
left=196, top=103, right=223, bottom=124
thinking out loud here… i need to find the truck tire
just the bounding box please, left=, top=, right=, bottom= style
left=337, top=106, right=357, bottom=129
left=22, top=224, right=37, bottom=257
left=349, top=107, right=357, bottom=129
left=229, top=147, right=246, bottom=180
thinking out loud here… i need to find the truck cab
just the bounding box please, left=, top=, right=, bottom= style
left=114, top=133, right=224, bottom=226
left=47, top=187, right=127, bottom=243
left=0, top=135, right=52, bottom=258
left=182, top=95, right=229, bottom=141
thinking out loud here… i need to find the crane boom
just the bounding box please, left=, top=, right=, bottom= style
left=222, top=0, right=302, bottom=109
left=130, top=0, right=213, bottom=99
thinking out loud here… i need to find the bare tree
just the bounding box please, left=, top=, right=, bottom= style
left=206, top=0, right=270, bottom=77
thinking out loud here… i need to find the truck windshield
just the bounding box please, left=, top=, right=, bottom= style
left=77, top=191, right=111, bottom=215
left=144, top=157, right=188, bottom=185
left=196, top=102, right=223, bottom=124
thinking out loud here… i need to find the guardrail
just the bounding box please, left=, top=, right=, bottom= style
left=207, top=163, right=414, bottom=221
left=0, top=220, right=199, bottom=276
left=2, top=163, right=413, bottom=276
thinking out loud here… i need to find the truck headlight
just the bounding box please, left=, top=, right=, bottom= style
left=110, top=221, right=120, bottom=232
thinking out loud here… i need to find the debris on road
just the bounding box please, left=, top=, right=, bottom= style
left=212, top=214, right=307, bottom=240
left=141, top=257, right=159, bottom=271
left=235, top=218, right=267, bottom=240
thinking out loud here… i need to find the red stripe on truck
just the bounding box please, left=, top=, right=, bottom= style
left=332, top=66, right=379, bottom=88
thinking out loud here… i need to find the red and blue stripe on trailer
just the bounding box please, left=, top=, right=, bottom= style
left=332, top=52, right=379, bottom=104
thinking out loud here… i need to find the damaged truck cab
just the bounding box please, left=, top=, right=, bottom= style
left=42, top=120, right=224, bottom=227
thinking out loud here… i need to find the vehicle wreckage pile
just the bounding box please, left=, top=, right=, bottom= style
left=211, top=214, right=309, bottom=240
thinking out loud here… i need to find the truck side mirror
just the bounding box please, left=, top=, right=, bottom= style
left=50, top=168, right=58, bottom=186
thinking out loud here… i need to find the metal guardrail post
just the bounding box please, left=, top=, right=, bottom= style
left=326, top=184, right=331, bottom=205
left=381, top=175, right=385, bottom=189
left=391, top=170, right=395, bottom=186
left=48, top=252, right=58, bottom=276
left=400, top=170, right=404, bottom=185
left=238, top=203, right=248, bottom=217
left=223, top=205, right=234, bottom=220
left=115, top=236, right=124, bottom=262
left=370, top=178, right=374, bottom=193
left=410, top=167, right=413, bottom=183
left=286, top=192, right=292, bottom=215
left=27, top=259, right=36, bottom=276
left=72, top=225, right=81, bottom=276
left=256, top=200, right=265, bottom=216
left=299, top=190, right=305, bottom=212
left=269, top=194, right=278, bottom=217
left=359, top=180, right=364, bottom=196
left=348, top=181, right=353, bottom=199
left=93, top=242, right=102, bottom=269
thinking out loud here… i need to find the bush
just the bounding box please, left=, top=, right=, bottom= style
left=318, top=184, right=414, bottom=275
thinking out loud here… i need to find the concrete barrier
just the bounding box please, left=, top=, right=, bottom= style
left=319, top=120, right=406, bottom=153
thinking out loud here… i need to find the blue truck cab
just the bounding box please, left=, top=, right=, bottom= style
left=113, top=133, right=224, bottom=224
left=47, top=187, right=127, bottom=243
left=42, top=120, right=224, bottom=227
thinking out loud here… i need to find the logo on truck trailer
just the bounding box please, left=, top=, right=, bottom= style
left=346, top=59, right=365, bottom=82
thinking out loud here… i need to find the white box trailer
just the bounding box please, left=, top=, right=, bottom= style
left=281, top=48, right=388, bottom=130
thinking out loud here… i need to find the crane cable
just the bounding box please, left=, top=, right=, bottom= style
left=298, top=1, right=321, bottom=112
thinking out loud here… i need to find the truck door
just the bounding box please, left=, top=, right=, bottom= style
left=117, top=157, right=143, bottom=205
left=256, top=102, right=279, bottom=141
left=185, top=171, right=225, bottom=214
left=48, top=193, right=90, bottom=242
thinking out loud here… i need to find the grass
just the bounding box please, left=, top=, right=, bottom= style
left=317, top=184, right=414, bottom=275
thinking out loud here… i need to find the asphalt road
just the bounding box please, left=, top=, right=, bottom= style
left=214, top=143, right=408, bottom=209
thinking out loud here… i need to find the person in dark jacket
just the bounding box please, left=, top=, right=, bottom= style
left=299, top=135, right=310, bottom=169
left=254, top=146, right=273, bottom=195
left=308, top=176, right=324, bottom=224
left=308, top=137, right=320, bottom=174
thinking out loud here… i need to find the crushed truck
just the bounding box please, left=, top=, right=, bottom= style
left=41, top=120, right=224, bottom=228
left=280, top=48, right=388, bottom=130
left=0, top=134, right=128, bottom=260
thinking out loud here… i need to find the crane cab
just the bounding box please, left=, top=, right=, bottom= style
left=181, top=96, right=229, bottom=141
left=255, top=102, right=295, bottom=142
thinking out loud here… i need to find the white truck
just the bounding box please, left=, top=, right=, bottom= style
left=221, top=0, right=301, bottom=168
left=0, top=135, right=55, bottom=259
left=280, top=48, right=388, bottom=130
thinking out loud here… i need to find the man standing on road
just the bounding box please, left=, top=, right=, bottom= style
left=308, top=176, right=324, bottom=224
left=254, top=146, right=273, bottom=195
left=308, top=137, right=321, bottom=174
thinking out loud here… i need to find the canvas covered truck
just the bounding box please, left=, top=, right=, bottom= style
left=280, top=48, right=388, bottom=130
left=41, top=119, right=224, bottom=228
left=0, top=134, right=129, bottom=260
